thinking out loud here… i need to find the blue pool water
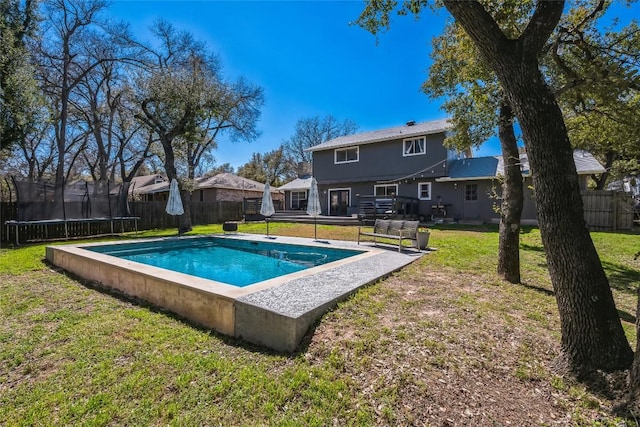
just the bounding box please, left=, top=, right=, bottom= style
left=88, top=237, right=363, bottom=287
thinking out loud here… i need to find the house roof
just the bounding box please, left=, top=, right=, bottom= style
left=130, top=174, right=167, bottom=189
left=277, top=177, right=313, bottom=191
left=572, top=150, right=607, bottom=174
left=196, top=173, right=281, bottom=193
left=134, top=180, right=170, bottom=194
left=109, top=174, right=167, bottom=195
left=447, top=157, right=500, bottom=180
left=496, top=153, right=530, bottom=176
left=305, top=118, right=451, bottom=152
left=132, top=173, right=283, bottom=195
left=438, top=150, right=604, bottom=182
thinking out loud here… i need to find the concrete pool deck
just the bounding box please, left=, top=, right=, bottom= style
left=46, top=234, right=425, bottom=352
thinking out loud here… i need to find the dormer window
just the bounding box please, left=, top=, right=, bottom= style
left=403, top=136, right=426, bottom=156
left=335, top=146, right=359, bottom=164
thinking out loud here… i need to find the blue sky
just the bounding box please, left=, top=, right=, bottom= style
left=107, top=1, right=638, bottom=171
left=108, top=0, right=453, bottom=170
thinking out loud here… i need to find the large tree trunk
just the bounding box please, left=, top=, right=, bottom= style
left=591, top=150, right=615, bottom=190
left=444, top=0, right=633, bottom=374
left=497, top=39, right=632, bottom=376
left=497, top=103, right=523, bottom=284
left=179, top=190, right=193, bottom=234
left=161, top=138, right=192, bottom=234
left=628, top=288, right=640, bottom=409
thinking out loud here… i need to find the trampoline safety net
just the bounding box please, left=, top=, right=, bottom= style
left=11, top=177, right=127, bottom=221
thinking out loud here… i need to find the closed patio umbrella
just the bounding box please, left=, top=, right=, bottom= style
left=306, top=177, right=322, bottom=240
left=165, top=179, right=184, bottom=216
left=260, top=182, right=275, bottom=238
left=165, top=179, right=184, bottom=234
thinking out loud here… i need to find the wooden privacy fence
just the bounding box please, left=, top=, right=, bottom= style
left=2, top=193, right=635, bottom=242
left=129, top=201, right=244, bottom=231
left=582, top=191, right=635, bottom=231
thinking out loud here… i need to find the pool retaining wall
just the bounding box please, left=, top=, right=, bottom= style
left=46, top=235, right=424, bottom=352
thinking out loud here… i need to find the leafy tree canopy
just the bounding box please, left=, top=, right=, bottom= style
left=236, top=146, right=293, bottom=187
left=421, top=0, right=639, bottom=185
left=0, top=0, right=42, bottom=152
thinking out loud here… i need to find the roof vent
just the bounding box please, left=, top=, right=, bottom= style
left=406, top=120, right=416, bottom=126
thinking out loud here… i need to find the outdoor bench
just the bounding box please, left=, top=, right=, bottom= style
left=357, top=219, right=419, bottom=252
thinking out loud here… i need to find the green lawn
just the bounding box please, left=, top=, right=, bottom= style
left=1, top=223, right=638, bottom=426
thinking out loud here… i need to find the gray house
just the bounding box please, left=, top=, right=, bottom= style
left=305, top=119, right=604, bottom=224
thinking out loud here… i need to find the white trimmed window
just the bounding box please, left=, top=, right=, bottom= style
left=418, top=182, right=432, bottom=200
left=374, top=184, right=398, bottom=197
left=291, top=190, right=307, bottom=209
left=334, top=146, right=359, bottom=164
left=403, top=136, right=426, bottom=156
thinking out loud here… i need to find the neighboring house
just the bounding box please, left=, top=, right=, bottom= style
left=132, top=172, right=283, bottom=207
left=278, top=177, right=313, bottom=210
left=122, top=174, right=168, bottom=201
left=607, top=176, right=640, bottom=197
left=607, top=176, right=640, bottom=218
left=305, top=119, right=605, bottom=224
left=194, top=173, right=283, bottom=206
left=130, top=180, right=171, bottom=202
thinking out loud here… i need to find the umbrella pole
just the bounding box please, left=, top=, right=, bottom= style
left=314, top=217, right=317, bottom=240
left=266, top=218, right=269, bottom=237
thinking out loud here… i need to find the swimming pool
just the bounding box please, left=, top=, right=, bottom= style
left=87, top=237, right=363, bottom=287
left=46, top=234, right=423, bottom=352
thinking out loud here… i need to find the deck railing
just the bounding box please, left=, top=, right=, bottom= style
left=356, top=195, right=420, bottom=225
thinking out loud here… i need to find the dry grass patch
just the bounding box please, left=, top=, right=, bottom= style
left=306, top=255, right=631, bottom=425
left=1, top=224, right=638, bottom=426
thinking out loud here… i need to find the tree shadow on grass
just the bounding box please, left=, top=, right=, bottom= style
left=519, top=281, right=555, bottom=297
left=601, top=260, right=640, bottom=296
left=519, top=243, right=639, bottom=296
left=430, top=223, right=538, bottom=234
left=520, top=272, right=636, bottom=324
left=602, top=260, right=638, bottom=324
left=520, top=242, right=545, bottom=252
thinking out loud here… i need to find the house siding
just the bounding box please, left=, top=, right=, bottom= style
left=313, top=177, right=541, bottom=222
left=313, top=133, right=449, bottom=184
left=432, top=178, right=538, bottom=222
left=317, top=179, right=440, bottom=218
left=434, top=180, right=498, bottom=221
